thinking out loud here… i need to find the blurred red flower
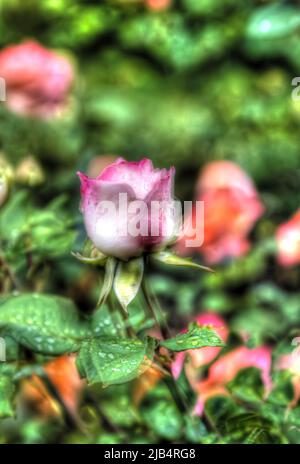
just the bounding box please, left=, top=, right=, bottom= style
left=177, top=161, right=264, bottom=264
left=0, top=40, right=74, bottom=118
left=276, top=210, right=300, bottom=267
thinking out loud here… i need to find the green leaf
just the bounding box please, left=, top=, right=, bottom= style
left=227, top=367, right=265, bottom=403
left=152, top=250, right=213, bottom=272
left=76, top=336, right=156, bottom=386
left=91, top=305, right=124, bottom=337
left=142, top=399, right=183, bottom=440
left=0, top=294, right=89, bottom=355
left=246, top=5, right=300, bottom=40
left=0, top=364, right=16, bottom=418
left=98, top=257, right=117, bottom=307
left=160, top=322, right=224, bottom=352
left=0, top=191, right=32, bottom=243
left=113, top=257, right=144, bottom=310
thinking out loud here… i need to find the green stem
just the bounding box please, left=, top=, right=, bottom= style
left=142, top=278, right=192, bottom=420
left=163, top=375, right=189, bottom=415
left=114, top=296, right=135, bottom=338
left=141, top=279, right=171, bottom=339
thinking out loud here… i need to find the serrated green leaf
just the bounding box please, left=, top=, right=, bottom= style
left=113, top=257, right=144, bottom=310
left=0, top=364, right=17, bottom=418
left=152, top=250, right=213, bottom=272
left=76, top=336, right=155, bottom=386
left=0, top=294, right=89, bottom=355
left=160, top=322, right=224, bottom=352
left=98, top=257, right=117, bottom=307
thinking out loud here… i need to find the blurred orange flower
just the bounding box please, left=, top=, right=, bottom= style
left=22, top=355, right=84, bottom=417
left=145, top=0, right=171, bottom=11
left=177, top=161, right=264, bottom=264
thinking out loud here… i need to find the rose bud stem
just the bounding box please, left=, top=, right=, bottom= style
left=141, top=279, right=171, bottom=340
left=117, top=301, right=135, bottom=338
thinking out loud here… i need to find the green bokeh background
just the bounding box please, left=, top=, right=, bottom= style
left=1, top=0, right=300, bottom=210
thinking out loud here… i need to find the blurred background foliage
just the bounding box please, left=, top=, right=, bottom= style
left=1, top=0, right=300, bottom=210
left=1, top=0, right=300, bottom=445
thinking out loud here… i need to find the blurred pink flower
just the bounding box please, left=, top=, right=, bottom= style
left=172, top=312, right=229, bottom=380
left=78, top=158, right=178, bottom=260
left=0, top=40, right=74, bottom=118
left=145, top=0, right=171, bottom=11
left=194, top=346, right=272, bottom=415
left=276, top=210, right=300, bottom=267
left=277, top=351, right=300, bottom=407
left=177, top=161, right=264, bottom=264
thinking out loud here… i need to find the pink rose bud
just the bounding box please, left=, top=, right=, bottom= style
left=0, top=40, right=74, bottom=118
left=78, top=158, right=179, bottom=260
left=172, top=312, right=229, bottom=380
left=177, top=161, right=264, bottom=263
left=194, top=346, right=272, bottom=415
left=276, top=210, right=300, bottom=267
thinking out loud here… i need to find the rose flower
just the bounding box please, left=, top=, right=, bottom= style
left=78, top=158, right=179, bottom=260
